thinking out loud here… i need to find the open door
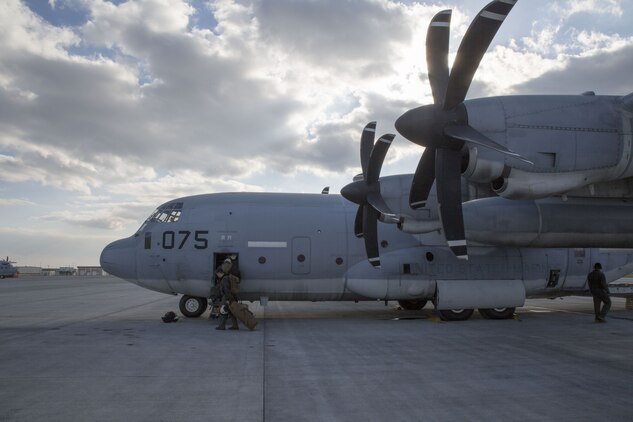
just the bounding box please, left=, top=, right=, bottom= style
left=213, top=252, right=240, bottom=280
left=545, top=249, right=567, bottom=289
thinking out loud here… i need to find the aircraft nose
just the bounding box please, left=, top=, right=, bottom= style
left=100, top=237, right=137, bottom=280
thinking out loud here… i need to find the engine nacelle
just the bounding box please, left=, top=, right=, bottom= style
left=465, top=196, right=633, bottom=248
left=461, top=146, right=505, bottom=183
left=491, top=167, right=602, bottom=199
left=397, top=215, right=441, bottom=234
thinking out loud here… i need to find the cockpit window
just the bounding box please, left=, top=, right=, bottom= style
left=138, top=202, right=184, bottom=233
left=148, top=202, right=184, bottom=223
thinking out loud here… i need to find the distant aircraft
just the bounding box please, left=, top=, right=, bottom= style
left=0, top=257, right=18, bottom=279
left=101, top=0, right=633, bottom=321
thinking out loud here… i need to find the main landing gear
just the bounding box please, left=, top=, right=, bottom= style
left=478, top=307, right=516, bottom=320
left=179, top=295, right=208, bottom=318
left=437, top=309, right=474, bottom=321
left=437, top=307, right=516, bottom=321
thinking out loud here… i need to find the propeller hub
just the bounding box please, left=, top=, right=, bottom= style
left=395, top=104, right=439, bottom=147
left=340, top=180, right=368, bottom=205
left=395, top=104, right=466, bottom=149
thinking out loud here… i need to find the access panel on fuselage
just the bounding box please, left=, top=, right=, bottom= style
left=291, top=237, right=311, bottom=275
left=563, top=248, right=591, bottom=291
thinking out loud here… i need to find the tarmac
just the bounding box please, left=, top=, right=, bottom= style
left=1, top=276, right=632, bottom=422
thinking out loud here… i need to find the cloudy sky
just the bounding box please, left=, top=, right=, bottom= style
left=1, top=0, right=632, bottom=267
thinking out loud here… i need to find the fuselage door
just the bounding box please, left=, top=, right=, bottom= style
left=291, top=237, right=311, bottom=275
left=545, top=249, right=568, bottom=290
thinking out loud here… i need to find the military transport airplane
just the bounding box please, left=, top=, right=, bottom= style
left=0, top=257, right=18, bottom=279
left=101, top=0, right=633, bottom=321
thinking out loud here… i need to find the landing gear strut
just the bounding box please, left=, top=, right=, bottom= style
left=398, top=299, right=428, bottom=311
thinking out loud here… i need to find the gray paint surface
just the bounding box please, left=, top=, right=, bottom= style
left=1, top=276, right=632, bottom=421
left=466, top=95, right=624, bottom=172
left=102, top=190, right=633, bottom=310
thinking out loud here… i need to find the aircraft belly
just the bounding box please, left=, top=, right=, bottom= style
left=346, top=247, right=526, bottom=301
left=136, top=277, right=174, bottom=294
left=176, top=279, right=213, bottom=298
left=237, top=278, right=350, bottom=301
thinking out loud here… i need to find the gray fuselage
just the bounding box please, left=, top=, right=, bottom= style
left=100, top=192, right=633, bottom=308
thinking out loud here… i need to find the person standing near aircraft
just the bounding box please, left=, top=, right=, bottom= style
left=587, top=263, right=611, bottom=322
left=216, top=258, right=240, bottom=330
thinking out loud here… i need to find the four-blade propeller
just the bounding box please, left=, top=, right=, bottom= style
left=395, top=0, right=527, bottom=260
left=340, top=122, right=396, bottom=268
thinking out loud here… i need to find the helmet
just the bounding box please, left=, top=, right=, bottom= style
left=161, top=311, right=178, bottom=323
left=220, top=305, right=229, bottom=315
left=221, top=258, right=233, bottom=273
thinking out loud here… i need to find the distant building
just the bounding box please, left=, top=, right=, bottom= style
left=77, top=266, right=106, bottom=276
left=41, top=268, right=59, bottom=276
left=59, top=267, right=76, bottom=276
left=12, top=266, right=106, bottom=276
left=17, top=266, right=42, bottom=276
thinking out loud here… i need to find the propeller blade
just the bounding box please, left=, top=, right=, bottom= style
left=367, top=191, right=396, bottom=220
left=444, top=0, right=517, bottom=110
left=360, top=122, right=377, bottom=179
left=354, top=205, right=364, bottom=238
left=362, top=205, right=381, bottom=268
left=366, top=134, right=395, bottom=184
left=410, top=147, right=436, bottom=209
left=436, top=148, right=468, bottom=260
left=426, top=10, right=451, bottom=106
left=444, top=123, right=533, bottom=164
left=344, top=124, right=395, bottom=268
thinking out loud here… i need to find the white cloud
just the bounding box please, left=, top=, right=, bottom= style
left=39, top=209, right=129, bottom=230
left=0, top=198, right=36, bottom=206
left=0, top=0, right=78, bottom=58
left=551, top=0, right=623, bottom=18
left=107, top=169, right=266, bottom=202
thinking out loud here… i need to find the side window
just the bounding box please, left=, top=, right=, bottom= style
left=144, top=232, right=152, bottom=250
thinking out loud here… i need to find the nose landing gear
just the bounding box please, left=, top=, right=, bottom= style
left=179, top=295, right=208, bottom=318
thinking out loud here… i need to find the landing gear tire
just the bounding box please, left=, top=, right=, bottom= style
left=179, top=295, right=208, bottom=318
left=398, top=299, right=428, bottom=310
left=438, top=308, right=474, bottom=321
left=478, top=307, right=515, bottom=320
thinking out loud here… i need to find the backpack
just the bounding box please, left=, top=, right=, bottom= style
left=229, top=274, right=240, bottom=294
left=209, top=283, right=222, bottom=301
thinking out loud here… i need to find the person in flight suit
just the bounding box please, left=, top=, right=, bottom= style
left=587, top=262, right=611, bottom=323
left=216, top=258, right=239, bottom=330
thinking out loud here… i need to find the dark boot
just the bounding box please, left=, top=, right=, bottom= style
left=216, top=314, right=227, bottom=330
